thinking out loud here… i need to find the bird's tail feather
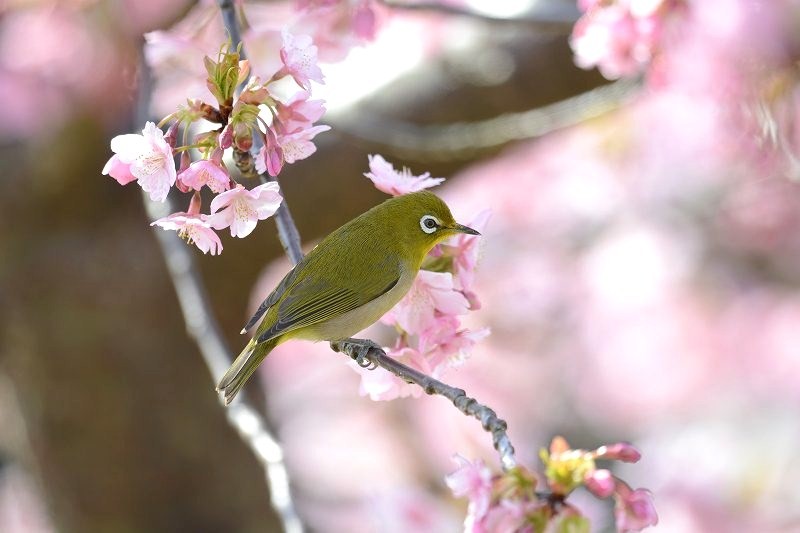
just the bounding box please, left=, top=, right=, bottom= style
left=217, top=337, right=278, bottom=405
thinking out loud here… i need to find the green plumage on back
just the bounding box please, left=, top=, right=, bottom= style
left=217, top=191, right=480, bottom=404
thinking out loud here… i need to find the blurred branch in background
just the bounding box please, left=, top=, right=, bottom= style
left=376, top=0, right=578, bottom=31
left=332, top=78, right=640, bottom=161
left=144, top=195, right=303, bottom=533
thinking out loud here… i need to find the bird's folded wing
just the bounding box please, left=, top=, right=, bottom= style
left=242, top=261, right=304, bottom=332
left=255, top=273, right=400, bottom=344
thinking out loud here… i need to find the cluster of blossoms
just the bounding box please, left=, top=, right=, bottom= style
left=570, top=0, right=685, bottom=79
left=103, top=36, right=329, bottom=254
left=446, top=437, right=658, bottom=532
left=356, top=155, right=490, bottom=400
left=144, top=0, right=382, bottom=118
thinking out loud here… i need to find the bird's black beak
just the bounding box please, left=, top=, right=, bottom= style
left=452, top=223, right=480, bottom=236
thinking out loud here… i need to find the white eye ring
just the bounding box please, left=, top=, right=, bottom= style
left=420, top=215, right=440, bottom=234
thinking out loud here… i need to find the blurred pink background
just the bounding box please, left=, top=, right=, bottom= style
left=2, top=0, right=799, bottom=532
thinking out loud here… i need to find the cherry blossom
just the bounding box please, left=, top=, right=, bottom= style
left=177, top=159, right=231, bottom=193
left=419, top=316, right=490, bottom=372
left=388, top=270, right=469, bottom=335
left=103, top=122, right=177, bottom=202
left=151, top=213, right=222, bottom=255
left=444, top=455, right=493, bottom=525
left=441, top=209, right=491, bottom=307
left=570, top=0, right=678, bottom=80
left=275, top=90, right=327, bottom=133
left=614, top=484, right=659, bottom=532
left=364, top=154, right=445, bottom=196
left=279, top=30, right=324, bottom=89
left=278, top=124, right=331, bottom=164
left=207, top=182, right=283, bottom=238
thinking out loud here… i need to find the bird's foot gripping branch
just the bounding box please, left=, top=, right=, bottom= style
left=101, top=0, right=659, bottom=530
left=331, top=338, right=382, bottom=369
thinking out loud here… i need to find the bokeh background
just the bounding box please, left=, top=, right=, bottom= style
left=2, top=0, right=800, bottom=531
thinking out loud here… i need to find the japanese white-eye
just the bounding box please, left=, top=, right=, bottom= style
left=217, top=190, right=480, bottom=404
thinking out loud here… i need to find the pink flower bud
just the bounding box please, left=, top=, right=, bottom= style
left=256, top=128, right=284, bottom=177
left=187, top=191, right=202, bottom=215
left=585, top=469, right=615, bottom=498
left=163, top=121, right=180, bottom=148
left=595, top=442, right=641, bottom=463
left=219, top=125, right=233, bottom=149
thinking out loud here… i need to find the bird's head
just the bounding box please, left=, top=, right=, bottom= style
left=387, top=191, right=480, bottom=258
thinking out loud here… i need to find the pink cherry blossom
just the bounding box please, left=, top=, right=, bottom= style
left=275, top=90, right=327, bottom=134
left=101, top=155, right=137, bottom=185
left=445, top=455, right=493, bottom=524
left=279, top=30, right=324, bottom=89
left=207, top=183, right=283, bottom=238
left=614, top=485, right=658, bottom=532
left=571, top=5, right=643, bottom=79
left=278, top=124, right=331, bottom=164
left=364, top=154, right=445, bottom=196
left=177, top=159, right=231, bottom=193
left=419, top=316, right=490, bottom=372
left=256, top=128, right=285, bottom=177
left=444, top=209, right=491, bottom=302
left=151, top=213, right=222, bottom=255
left=102, top=122, right=177, bottom=202
left=388, top=270, right=469, bottom=335
left=570, top=0, right=679, bottom=80
left=584, top=469, right=615, bottom=498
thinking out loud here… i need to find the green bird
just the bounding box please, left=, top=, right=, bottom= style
left=217, top=190, right=480, bottom=404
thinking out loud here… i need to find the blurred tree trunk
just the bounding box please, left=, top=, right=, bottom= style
left=0, top=119, right=280, bottom=533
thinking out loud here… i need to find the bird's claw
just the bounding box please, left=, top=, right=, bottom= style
left=338, top=338, right=380, bottom=370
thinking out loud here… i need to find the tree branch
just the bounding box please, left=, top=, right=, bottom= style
left=144, top=197, right=304, bottom=533
left=218, top=0, right=519, bottom=472
left=330, top=341, right=517, bottom=471
left=331, top=78, right=641, bottom=162
left=137, top=43, right=303, bottom=533
left=376, top=0, right=578, bottom=32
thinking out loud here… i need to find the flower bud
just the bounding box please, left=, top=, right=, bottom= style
left=584, top=469, right=615, bottom=498
left=594, top=442, right=641, bottom=463
left=220, top=125, right=233, bottom=149
left=163, top=121, right=180, bottom=149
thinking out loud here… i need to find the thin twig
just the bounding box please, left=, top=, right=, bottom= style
left=137, top=43, right=303, bottom=532
left=218, top=0, right=519, bottom=472
left=376, top=0, right=578, bottom=32
left=330, top=341, right=517, bottom=471
left=144, top=198, right=303, bottom=533
left=331, top=79, right=641, bottom=162
left=217, top=0, right=305, bottom=265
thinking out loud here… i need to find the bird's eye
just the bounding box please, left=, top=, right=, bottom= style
left=420, top=215, right=439, bottom=234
